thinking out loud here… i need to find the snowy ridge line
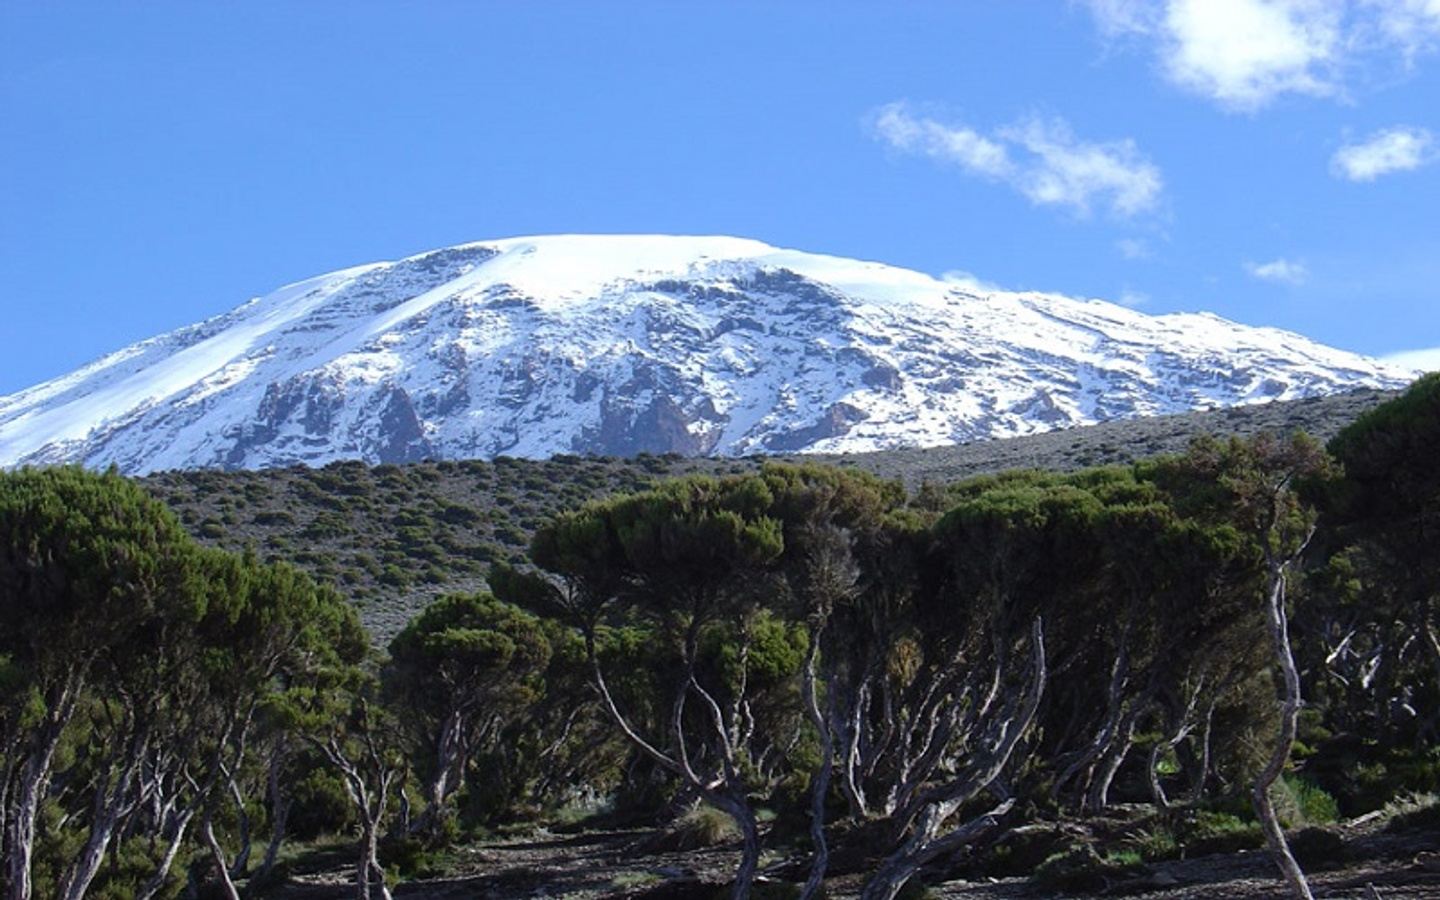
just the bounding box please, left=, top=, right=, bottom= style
left=0, top=234, right=1414, bottom=475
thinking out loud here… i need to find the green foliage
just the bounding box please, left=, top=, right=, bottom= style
left=1280, top=775, right=1340, bottom=826
left=1031, top=845, right=1145, bottom=893
left=1177, top=810, right=1266, bottom=856
left=289, top=767, right=358, bottom=839
left=665, top=804, right=741, bottom=849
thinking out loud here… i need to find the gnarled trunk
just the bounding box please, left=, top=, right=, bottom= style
left=1253, top=562, right=1314, bottom=900
left=6, top=678, right=80, bottom=900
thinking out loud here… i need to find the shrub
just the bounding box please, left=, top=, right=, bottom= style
left=1179, top=811, right=1266, bottom=856
left=1031, top=845, right=1144, bottom=893
left=1385, top=793, right=1440, bottom=832
left=1279, top=775, right=1340, bottom=826
left=378, top=835, right=445, bottom=879
left=289, top=769, right=356, bottom=839
left=664, top=804, right=739, bottom=850
left=1289, top=828, right=1347, bottom=871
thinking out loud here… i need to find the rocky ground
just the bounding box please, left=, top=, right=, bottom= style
left=270, top=812, right=1439, bottom=899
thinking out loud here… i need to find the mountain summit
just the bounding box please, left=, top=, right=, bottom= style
left=0, top=235, right=1411, bottom=474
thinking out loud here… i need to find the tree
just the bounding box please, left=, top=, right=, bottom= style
left=384, top=593, right=551, bottom=838
left=0, top=467, right=199, bottom=900
left=501, top=475, right=786, bottom=900
left=1150, top=434, right=1334, bottom=900
left=1323, top=374, right=1440, bottom=740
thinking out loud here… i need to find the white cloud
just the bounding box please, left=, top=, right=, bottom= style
left=1116, top=237, right=1152, bottom=259
left=999, top=117, right=1164, bottom=216
left=1117, top=288, right=1151, bottom=307
left=1079, top=0, right=1440, bottom=110
left=871, top=103, right=1013, bottom=178
left=1362, top=0, right=1440, bottom=62
left=1082, top=0, right=1160, bottom=36
left=1331, top=127, right=1437, bottom=180
left=1165, top=0, right=1342, bottom=109
left=871, top=104, right=1163, bottom=217
left=941, top=270, right=1005, bottom=293
left=1245, top=257, right=1310, bottom=284
left=1384, top=345, right=1440, bottom=372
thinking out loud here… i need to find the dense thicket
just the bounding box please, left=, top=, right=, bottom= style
left=2, top=379, right=1436, bottom=899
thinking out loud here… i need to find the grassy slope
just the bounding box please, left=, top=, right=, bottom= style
left=141, top=388, right=1393, bottom=639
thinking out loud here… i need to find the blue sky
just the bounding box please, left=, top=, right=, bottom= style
left=2, top=1, right=1438, bottom=395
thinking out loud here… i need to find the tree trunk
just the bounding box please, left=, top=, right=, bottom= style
left=58, top=729, right=148, bottom=900
left=202, top=810, right=242, bottom=900
left=709, top=794, right=760, bottom=900
left=1189, top=699, right=1216, bottom=802
left=1253, top=563, right=1314, bottom=900
left=862, top=619, right=1046, bottom=900
left=6, top=681, right=78, bottom=900
left=859, top=800, right=1013, bottom=900
left=1148, top=739, right=1169, bottom=809
left=799, top=632, right=833, bottom=900
left=1084, top=712, right=1137, bottom=815
left=413, top=708, right=464, bottom=837
left=357, top=820, right=392, bottom=900
left=134, top=808, right=196, bottom=900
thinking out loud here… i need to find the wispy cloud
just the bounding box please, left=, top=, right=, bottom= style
left=1117, top=288, right=1151, bottom=307
left=870, top=103, right=1163, bottom=218
left=1116, top=237, right=1153, bottom=259
left=1384, top=345, right=1440, bottom=372
left=1331, top=127, right=1437, bottom=180
left=1245, top=257, right=1309, bottom=284
left=871, top=104, right=1013, bottom=178
left=1078, top=0, right=1440, bottom=110
left=941, top=270, right=1005, bottom=293
left=1364, top=0, right=1440, bottom=63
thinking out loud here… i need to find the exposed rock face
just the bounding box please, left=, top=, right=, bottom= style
left=0, top=235, right=1412, bottom=475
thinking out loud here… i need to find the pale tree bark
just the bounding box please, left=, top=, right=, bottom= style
left=202, top=808, right=242, bottom=900
left=1084, top=709, right=1138, bottom=815
left=799, top=635, right=834, bottom=900
left=859, top=619, right=1046, bottom=900
left=1253, top=559, right=1315, bottom=900
left=254, top=735, right=292, bottom=885
left=586, top=620, right=763, bottom=900
left=57, top=723, right=151, bottom=900
left=413, top=706, right=465, bottom=837
left=133, top=805, right=197, bottom=900
left=317, top=713, right=398, bottom=900
left=6, top=674, right=81, bottom=900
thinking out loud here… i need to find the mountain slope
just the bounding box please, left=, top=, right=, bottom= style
left=142, top=387, right=1396, bottom=638
left=0, top=235, right=1412, bottom=474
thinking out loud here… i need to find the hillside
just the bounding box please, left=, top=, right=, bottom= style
left=142, top=386, right=1394, bottom=638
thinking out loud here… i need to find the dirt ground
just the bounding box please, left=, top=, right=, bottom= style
left=272, top=816, right=1440, bottom=900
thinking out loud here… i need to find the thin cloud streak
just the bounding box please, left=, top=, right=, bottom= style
left=1245, top=257, right=1310, bottom=284
left=871, top=103, right=1163, bottom=218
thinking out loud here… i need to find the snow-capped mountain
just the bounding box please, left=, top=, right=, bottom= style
left=0, top=235, right=1413, bottom=475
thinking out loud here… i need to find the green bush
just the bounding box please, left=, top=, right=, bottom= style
left=1288, top=827, right=1347, bottom=871
left=1031, top=845, right=1144, bottom=893
left=1385, top=793, right=1440, bottom=832
left=663, top=804, right=739, bottom=850
left=378, top=835, right=446, bottom=879
left=289, top=768, right=356, bottom=839
left=1279, top=775, right=1340, bottom=826
left=1179, top=811, right=1266, bottom=856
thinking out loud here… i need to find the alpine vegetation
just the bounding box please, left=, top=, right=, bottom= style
left=3, top=375, right=1439, bottom=899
